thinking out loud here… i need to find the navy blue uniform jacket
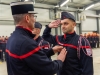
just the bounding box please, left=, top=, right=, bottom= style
left=35, top=36, right=53, bottom=58
left=42, top=25, right=93, bottom=75
left=6, top=26, right=63, bottom=75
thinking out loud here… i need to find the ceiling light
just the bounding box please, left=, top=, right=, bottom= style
left=85, top=4, right=94, bottom=10
left=25, top=0, right=28, bottom=1
left=60, top=0, right=69, bottom=7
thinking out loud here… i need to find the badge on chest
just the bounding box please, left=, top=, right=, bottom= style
left=86, top=48, right=92, bottom=56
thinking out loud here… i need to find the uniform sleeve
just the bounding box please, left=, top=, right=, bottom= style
left=79, top=37, right=94, bottom=75
left=42, top=25, right=57, bottom=45
left=43, top=48, right=54, bottom=58
left=42, top=40, right=54, bottom=57
left=22, top=43, right=63, bottom=75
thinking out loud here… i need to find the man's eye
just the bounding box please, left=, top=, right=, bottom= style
left=64, top=22, right=68, bottom=25
left=64, top=23, right=66, bottom=25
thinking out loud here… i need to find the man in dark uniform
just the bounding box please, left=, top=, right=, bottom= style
left=0, top=37, right=2, bottom=60
left=91, top=34, right=95, bottom=48
left=6, top=2, right=67, bottom=75
left=32, top=22, right=54, bottom=58
left=96, top=33, right=99, bottom=48
left=89, top=34, right=93, bottom=48
left=0, top=36, right=6, bottom=62
left=87, top=34, right=90, bottom=43
left=1, top=36, right=6, bottom=61
left=42, top=12, right=93, bottom=75
left=94, top=33, right=96, bottom=48
left=84, top=33, right=87, bottom=38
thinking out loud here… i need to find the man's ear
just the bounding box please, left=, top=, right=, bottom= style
left=72, top=22, right=76, bottom=27
left=25, top=14, right=30, bottom=23
left=37, top=29, right=41, bottom=34
left=74, top=22, right=76, bottom=26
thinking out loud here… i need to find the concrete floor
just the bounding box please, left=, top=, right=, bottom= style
left=0, top=48, right=100, bottom=75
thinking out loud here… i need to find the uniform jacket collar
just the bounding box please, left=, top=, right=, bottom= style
left=15, top=26, right=35, bottom=38
left=63, top=31, right=76, bottom=39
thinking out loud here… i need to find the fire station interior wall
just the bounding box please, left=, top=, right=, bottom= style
left=0, top=4, right=50, bottom=21
left=0, top=25, right=15, bottom=36
left=0, top=22, right=55, bottom=37
left=0, top=4, right=13, bottom=20
left=57, top=27, right=61, bottom=35
left=82, top=10, right=96, bottom=16
left=75, top=24, right=80, bottom=34
left=0, top=4, right=78, bottom=36
left=40, top=23, right=56, bottom=36
left=0, top=0, right=14, bottom=3
left=82, top=17, right=97, bottom=32
left=0, top=4, right=51, bottom=36
left=81, top=10, right=97, bottom=34
left=0, top=5, right=99, bottom=36
left=35, top=23, right=56, bottom=36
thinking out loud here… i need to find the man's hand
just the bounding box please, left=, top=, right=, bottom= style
left=57, top=48, right=67, bottom=62
left=48, top=20, right=61, bottom=28
left=52, top=45, right=63, bottom=53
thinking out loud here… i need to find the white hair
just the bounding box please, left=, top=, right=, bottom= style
left=13, top=14, right=25, bottom=24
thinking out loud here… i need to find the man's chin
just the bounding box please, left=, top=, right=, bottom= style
left=32, top=33, right=36, bottom=35
left=62, top=31, right=68, bottom=34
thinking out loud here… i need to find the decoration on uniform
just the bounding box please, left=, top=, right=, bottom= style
left=44, top=47, right=49, bottom=49
left=86, top=48, right=92, bottom=56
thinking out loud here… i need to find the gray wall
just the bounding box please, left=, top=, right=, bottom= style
left=0, top=4, right=100, bottom=36
left=80, top=10, right=98, bottom=34
left=0, top=4, right=51, bottom=36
